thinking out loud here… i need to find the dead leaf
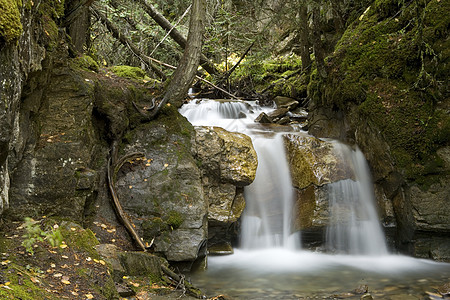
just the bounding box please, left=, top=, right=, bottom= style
left=60, top=244, right=68, bottom=249
left=53, top=273, right=63, bottom=278
left=85, top=293, right=94, bottom=299
left=61, top=279, right=71, bottom=285
left=30, top=277, right=40, bottom=283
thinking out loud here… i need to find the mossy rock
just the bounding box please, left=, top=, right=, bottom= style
left=110, top=65, right=146, bottom=80
left=0, top=0, right=23, bottom=42
left=72, top=55, right=99, bottom=72
left=309, top=0, right=450, bottom=187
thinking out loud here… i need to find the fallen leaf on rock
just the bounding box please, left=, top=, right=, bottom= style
left=30, top=277, right=40, bottom=283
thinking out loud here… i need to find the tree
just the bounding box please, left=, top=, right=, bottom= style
left=154, top=0, right=207, bottom=111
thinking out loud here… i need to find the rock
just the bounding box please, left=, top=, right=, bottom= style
left=95, top=244, right=126, bottom=278
left=255, top=112, right=273, bottom=124
left=119, top=251, right=164, bottom=277
left=115, top=283, right=135, bottom=297
left=360, top=293, right=373, bottom=300
left=195, top=126, right=257, bottom=186
left=194, top=126, right=257, bottom=247
left=273, top=96, right=299, bottom=111
left=7, top=65, right=103, bottom=222
left=284, top=134, right=353, bottom=189
left=116, top=107, right=208, bottom=265
left=208, top=243, right=234, bottom=255
left=276, top=116, right=291, bottom=125
left=268, top=107, right=289, bottom=122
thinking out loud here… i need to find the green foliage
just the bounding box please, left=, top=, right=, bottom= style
left=0, top=0, right=23, bottom=42
left=229, top=54, right=303, bottom=94
left=21, top=217, right=63, bottom=254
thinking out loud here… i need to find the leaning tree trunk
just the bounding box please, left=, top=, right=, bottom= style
left=136, top=0, right=219, bottom=76
left=161, top=0, right=206, bottom=108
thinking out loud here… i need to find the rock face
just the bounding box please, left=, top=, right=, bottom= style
left=194, top=126, right=257, bottom=249
left=283, top=133, right=354, bottom=246
left=114, top=108, right=207, bottom=264
left=306, top=0, right=450, bottom=261
left=7, top=63, right=103, bottom=221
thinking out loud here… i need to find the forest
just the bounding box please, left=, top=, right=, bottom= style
left=0, top=0, right=449, bottom=299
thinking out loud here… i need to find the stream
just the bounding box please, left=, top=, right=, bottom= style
left=179, top=99, right=450, bottom=299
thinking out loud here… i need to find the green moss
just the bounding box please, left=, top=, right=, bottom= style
left=309, top=0, right=449, bottom=187
left=0, top=263, right=52, bottom=299
left=111, top=65, right=146, bottom=80
left=72, top=55, right=99, bottom=72
left=0, top=0, right=23, bottom=42
left=165, top=210, right=184, bottom=229
left=60, top=224, right=100, bottom=258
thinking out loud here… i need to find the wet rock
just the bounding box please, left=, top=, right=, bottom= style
left=360, top=293, right=373, bottom=300
left=284, top=134, right=353, bottom=189
left=276, top=116, right=291, bottom=125
left=208, top=242, right=234, bottom=255
left=255, top=112, right=273, bottom=124
left=355, top=285, right=369, bottom=294
left=268, top=107, right=289, bottom=122
left=273, top=96, right=299, bottom=111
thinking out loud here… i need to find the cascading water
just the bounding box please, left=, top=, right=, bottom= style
left=180, top=99, right=299, bottom=250
left=180, top=99, right=450, bottom=299
left=241, top=135, right=300, bottom=250
left=326, top=142, right=388, bottom=255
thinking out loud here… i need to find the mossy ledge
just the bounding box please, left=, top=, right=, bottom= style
left=0, top=0, right=23, bottom=42
left=308, top=0, right=450, bottom=187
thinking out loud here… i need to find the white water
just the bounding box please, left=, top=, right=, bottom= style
left=180, top=99, right=299, bottom=250
left=180, top=99, right=450, bottom=299
left=326, top=142, right=388, bottom=255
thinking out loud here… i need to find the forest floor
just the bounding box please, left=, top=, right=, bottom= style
left=0, top=217, right=214, bottom=300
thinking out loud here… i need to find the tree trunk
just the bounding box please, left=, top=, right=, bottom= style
left=64, top=0, right=91, bottom=54
left=298, top=1, right=311, bottom=73
left=161, top=0, right=206, bottom=108
left=136, top=0, right=219, bottom=76
left=311, top=4, right=327, bottom=78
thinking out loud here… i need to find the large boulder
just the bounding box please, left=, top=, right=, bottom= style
left=194, top=126, right=257, bottom=248
left=195, top=126, right=257, bottom=186
left=284, top=133, right=353, bottom=189
left=115, top=106, right=208, bottom=265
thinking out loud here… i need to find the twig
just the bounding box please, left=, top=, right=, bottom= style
left=107, top=153, right=147, bottom=251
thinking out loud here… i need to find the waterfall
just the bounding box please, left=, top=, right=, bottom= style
left=326, top=143, right=388, bottom=255
left=241, top=135, right=300, bottom=250
left=180, top=99, right=385, bottom=253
